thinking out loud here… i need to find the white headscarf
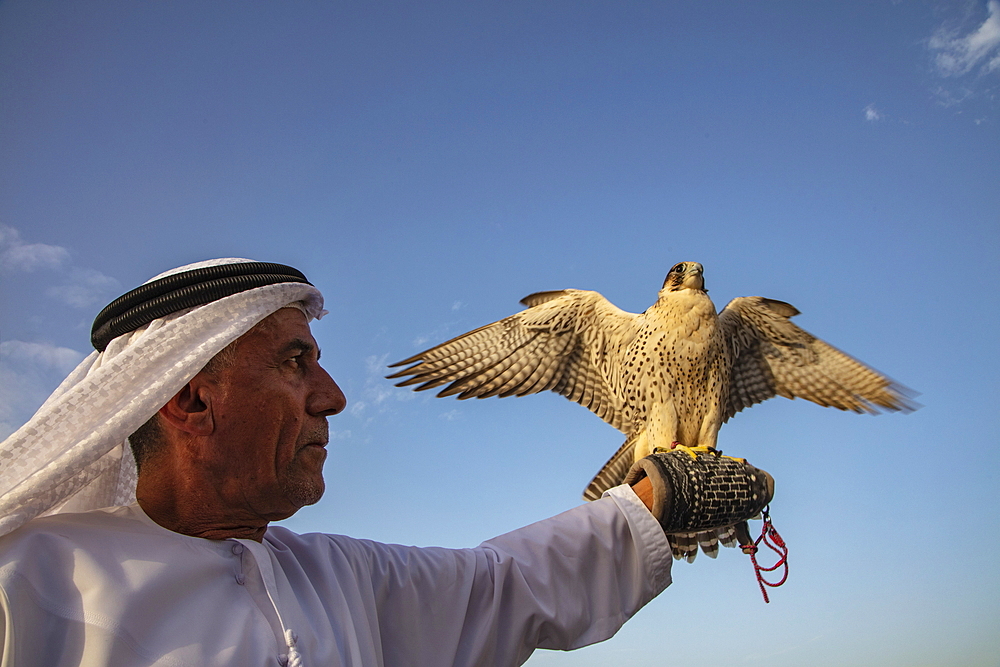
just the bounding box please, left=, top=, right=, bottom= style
left=0, top=258, right=325, bottom=538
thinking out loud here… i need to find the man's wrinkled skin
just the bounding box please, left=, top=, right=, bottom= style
left=136, top=308, right=347, bottom=541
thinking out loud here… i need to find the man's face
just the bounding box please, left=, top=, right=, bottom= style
left=204, top=307, right=346, bottom=520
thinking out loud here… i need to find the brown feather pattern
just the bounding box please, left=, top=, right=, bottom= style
left=389, top=265, right=916, bottom=560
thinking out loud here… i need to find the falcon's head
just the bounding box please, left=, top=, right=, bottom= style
left=662, top=262, right=705, bottom=292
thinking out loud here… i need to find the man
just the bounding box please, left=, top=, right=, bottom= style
left=0, top=259, right=773, bottom=666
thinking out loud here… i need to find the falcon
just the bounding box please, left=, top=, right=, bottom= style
left=388, top=262, right=914, bottom=560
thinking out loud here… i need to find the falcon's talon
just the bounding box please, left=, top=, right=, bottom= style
left=712, top=447, right=747, bottom=463
left=666, top=443, right=717, bottom=460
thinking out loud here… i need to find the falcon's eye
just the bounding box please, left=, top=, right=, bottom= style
left=672, top=263, right=685, bottom=273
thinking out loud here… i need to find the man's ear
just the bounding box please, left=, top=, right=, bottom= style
left=158, top=377, right=215, bottom=436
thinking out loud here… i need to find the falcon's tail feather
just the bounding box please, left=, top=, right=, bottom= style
left=669, top=526, right=739, bottom=562
left=582, top=437, right=635, bottom=501
left=669, top=533, right=700, bottom=562
left=717, top=524, right=738, bottom=548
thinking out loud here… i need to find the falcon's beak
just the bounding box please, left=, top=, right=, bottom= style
left=688, top=265, right=705, bottom=291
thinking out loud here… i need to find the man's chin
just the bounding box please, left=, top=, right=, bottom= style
left=283, top=456, right=327, bottom=508
left=285, top=479, right=325, bottom=509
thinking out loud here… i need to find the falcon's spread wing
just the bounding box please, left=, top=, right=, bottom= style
left=387, top=289, right=640, bottom=433
left=719, top=296, right=917, bottom=421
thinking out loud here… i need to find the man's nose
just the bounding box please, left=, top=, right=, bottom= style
left=310, top=365, right=347, bottom=417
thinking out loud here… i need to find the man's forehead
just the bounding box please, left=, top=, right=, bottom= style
left=268, top=307, right=314, bottom=334
left=272, top=306, right=311, bottom=325
left=243, top=307, right=317, bottom=348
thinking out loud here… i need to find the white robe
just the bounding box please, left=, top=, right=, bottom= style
left=0, top=486, right=671, bottom=667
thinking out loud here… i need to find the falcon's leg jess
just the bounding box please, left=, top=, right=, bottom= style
left=733, top=521, right=754, bottom=552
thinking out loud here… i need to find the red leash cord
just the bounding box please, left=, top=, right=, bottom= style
left=741, top=507, right=788, bottom=603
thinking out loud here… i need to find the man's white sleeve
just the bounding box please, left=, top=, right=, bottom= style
left=359, top=485, right=673, bottom=666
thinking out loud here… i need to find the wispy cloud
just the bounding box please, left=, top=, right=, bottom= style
left=409, top=321, right=463, bottom=352
left=864, top=104, right=884, bottom=122
left=0, top=340, right=85, bottom=439
left=46, top=268, right=122, bottom=309
left=0, top=225, right=120, bottom=309
left=349, top=352, right=415, bottom=419
left=929, top=1, right=1000, bottom=77
left=930, top=84, right=975, bottom=107
left=0, top=340, right=83, bottom=372
left=0, top=225, right=70, bottom=272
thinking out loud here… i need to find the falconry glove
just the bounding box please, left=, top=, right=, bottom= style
left=624, top=448, right=773, bottom=535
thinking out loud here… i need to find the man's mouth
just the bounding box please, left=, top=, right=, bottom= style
left=299, top=440, right=328, bottom=451
left=299, top=423, right=329, bottom=450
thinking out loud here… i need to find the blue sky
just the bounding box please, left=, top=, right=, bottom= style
left=2, top=1, right=999, bottom=664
